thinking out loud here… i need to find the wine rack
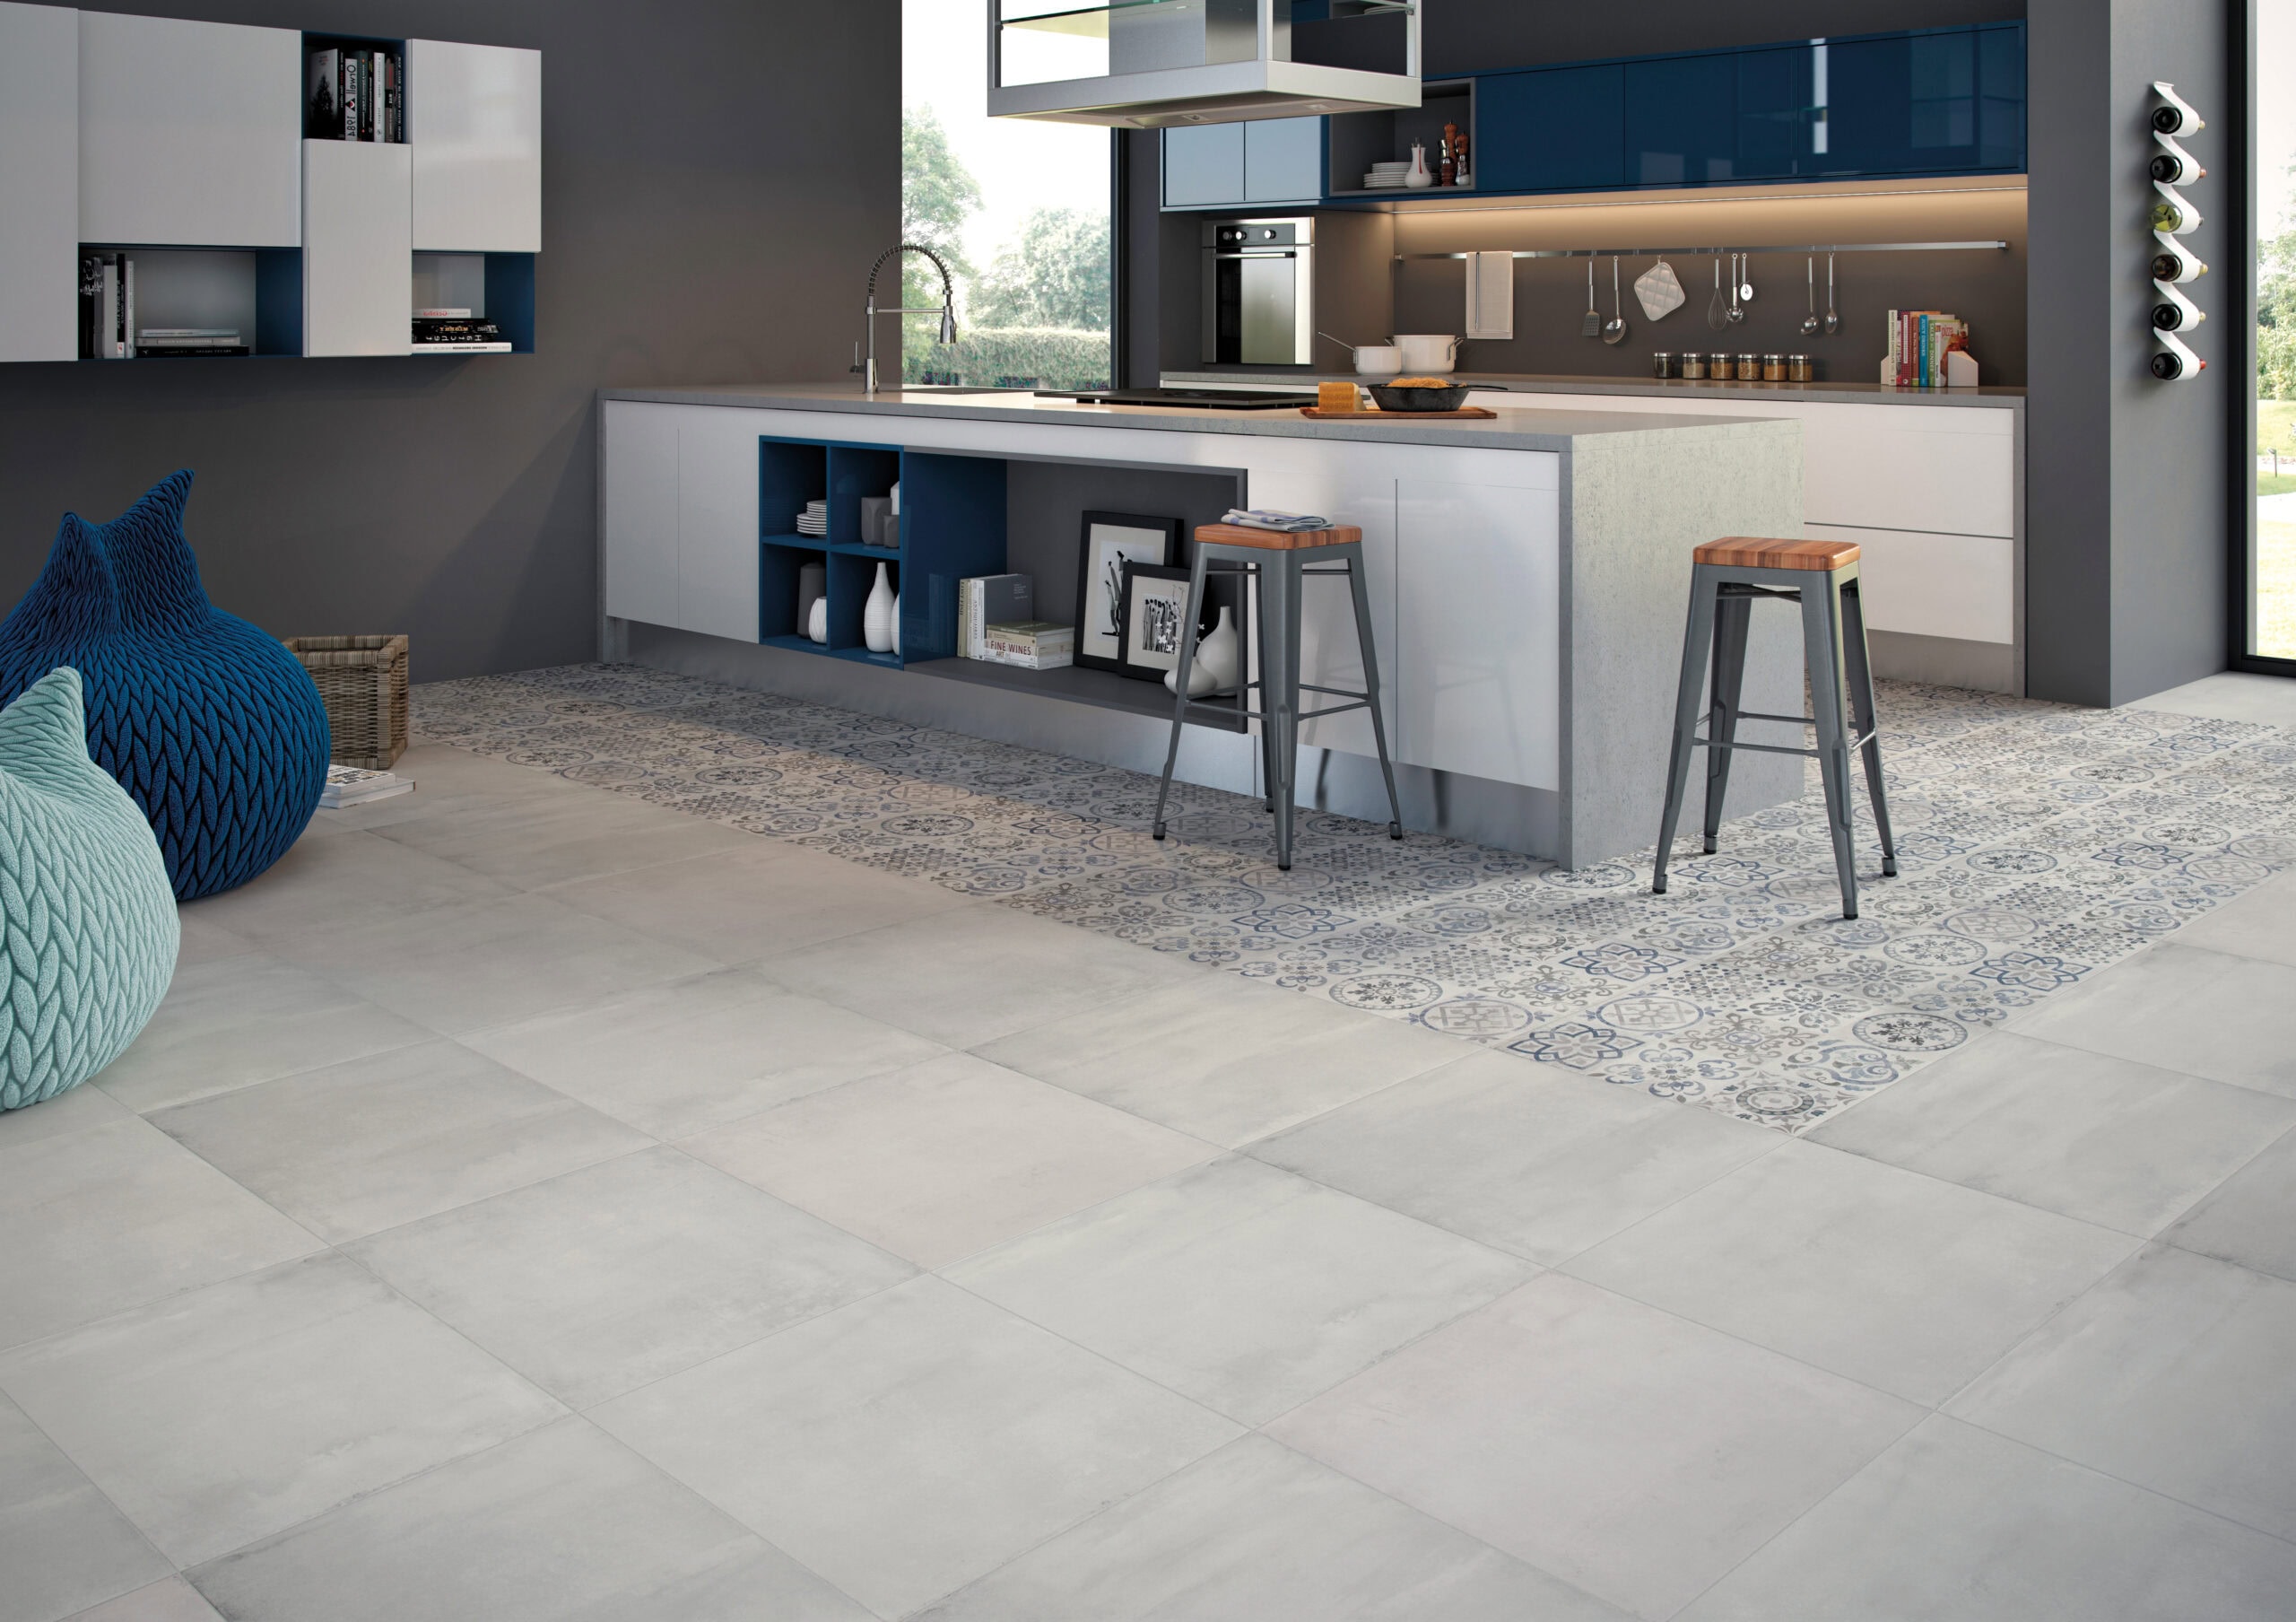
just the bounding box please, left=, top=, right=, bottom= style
left=2149, top=80, right=2207, bottom=382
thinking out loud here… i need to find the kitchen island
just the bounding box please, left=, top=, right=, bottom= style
left=598, top=383, right=1805, bottom=867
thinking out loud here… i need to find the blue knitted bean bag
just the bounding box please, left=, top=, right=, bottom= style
left=0, top=471, right=329, bottom=900
left=0, top=669, right=179, bottom=1111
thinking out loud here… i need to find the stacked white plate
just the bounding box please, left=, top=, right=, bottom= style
left=795, top=499, right=828, bottom=536
left=1361, top=160, right=1411, bottom=189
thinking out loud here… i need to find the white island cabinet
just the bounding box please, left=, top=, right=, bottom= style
left=597, top=386, right=1805, bottom=868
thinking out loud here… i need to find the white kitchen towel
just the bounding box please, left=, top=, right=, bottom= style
left=1465, top=251, right=1515, bottom=339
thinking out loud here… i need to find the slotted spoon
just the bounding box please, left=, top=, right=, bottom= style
left=1582, top=259, right=1601, bottom=337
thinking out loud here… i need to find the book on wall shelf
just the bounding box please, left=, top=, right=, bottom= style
left=308, top=45, right=404, bottom=143
left=958, top=574, right=1033, bottom=658
left=979, top=622, right=1074, bottom=671
left=410, top=316, right=511, bottom=354
left=78, top=253, right=136, bottom=359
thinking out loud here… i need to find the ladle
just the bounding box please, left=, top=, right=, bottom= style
left=1801, top=257, right=1821, bottom=336
left=1602, top=257, right=1630, bottom=344
left=1823, top=252, right=1840, bottom=336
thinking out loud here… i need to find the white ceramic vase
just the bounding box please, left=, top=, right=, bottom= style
left=864, top=562, right=896, bottom=653
left=806, top=596, right=828, bottom=644
left=1165, top=605, right=1240, bottom=698
left=1405, top=142, right=1433, bottom=188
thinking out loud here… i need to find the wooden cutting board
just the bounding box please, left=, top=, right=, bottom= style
left=1297, top=406, right=1499, bottom=419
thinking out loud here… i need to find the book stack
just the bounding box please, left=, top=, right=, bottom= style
left=318, top=765, right=413, bottom=809
left=1220, top=508, right=1334, bottom=533
left=980, top=622, right=1074, bottom=671
left=78, top=254, right=133, bottom=359
left=795, top=500, right=829, bottom=537
left=1884, top=310, right=1970, bottom=388
left=139, top=328, right=248, bottom=358
left=308, top=45, right=404, bottom=143
left=410, top=311, right=511, bottom=353
left=958, top=574, right=1031, bottom=658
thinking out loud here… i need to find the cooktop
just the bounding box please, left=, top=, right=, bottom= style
left=1038, top=388, right=1318, bottom=410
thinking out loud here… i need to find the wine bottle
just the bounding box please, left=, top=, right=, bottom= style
left=2149, top=350, right=2185, bottom=379
left=2149, top=198, right=2188, bottom=232
left=2150, top=152, right=2201, bottom=184
left=2152, top=301, right=2187, bottom=331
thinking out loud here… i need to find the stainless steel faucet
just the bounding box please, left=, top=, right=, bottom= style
left=855, top=242, right=958, bottom=396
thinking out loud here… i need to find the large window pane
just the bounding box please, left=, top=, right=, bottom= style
left=902, top=1, right=1114, bottom=390
left=2254, top=0, right=2296, bottom=658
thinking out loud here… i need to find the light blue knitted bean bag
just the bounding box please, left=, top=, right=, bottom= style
left=0, top=668, right=178, bottom=1112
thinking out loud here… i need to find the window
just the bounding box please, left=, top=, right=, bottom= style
left=901, top=1, right=1114, bottom=391
left=2250, top=0, right=2296, bottom=662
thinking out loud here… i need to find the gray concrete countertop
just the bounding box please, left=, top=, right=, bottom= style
left=1161, top=369, right=2028, bottom=411
left=599, top=381, right=1792, bottom=454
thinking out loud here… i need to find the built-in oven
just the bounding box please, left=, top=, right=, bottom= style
left=1201, top=217, right=1314, bottom=366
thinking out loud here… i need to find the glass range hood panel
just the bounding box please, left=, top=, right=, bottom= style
left=989, top=0, right=1419, bottom=125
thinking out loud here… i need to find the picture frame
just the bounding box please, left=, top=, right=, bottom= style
left=1074, top=510, right=1179, bottom=674
left=1116, top=562, right=1200, bottom=683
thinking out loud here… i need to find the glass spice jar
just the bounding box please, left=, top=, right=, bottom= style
left=1681, top=353, right=1707, bottom=379
left=1761, top=353, right=1786, bottom=381
left=1735, top=353, right=1759, bottom=380
left=1652, top=352, right=1678, bottom=379
left=1787, top=353, right=1813, bottom=381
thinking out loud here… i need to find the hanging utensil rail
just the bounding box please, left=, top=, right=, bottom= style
left=1395, top=240, right=2007, bottom=261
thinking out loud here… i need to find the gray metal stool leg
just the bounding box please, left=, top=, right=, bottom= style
left=1840, top=576, right=1899, bottom=878
left=1269, top=553, right=1304, bottom=870
left=1151, top=548, right=1215, bottom=842
left=1702, top=587, right=1753, bottom=855
left=1653, top=569, right=1720, bottom=895
left=1803, top=574, right=1860, bottom=919
left=1344, top=548, right=1405, bottom=841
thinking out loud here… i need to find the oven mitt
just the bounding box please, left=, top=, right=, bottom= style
left=1634, top=257, right=1686, bottom=322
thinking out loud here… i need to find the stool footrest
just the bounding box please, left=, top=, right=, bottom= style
left=1693, top=727, right=1879, bottom=759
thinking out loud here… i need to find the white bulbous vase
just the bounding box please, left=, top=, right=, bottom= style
left=807, top=596, right=828, bottom=644
left=1165, top=605, right=1240, bottom=698
left=863, top=562, right=896, bottom=653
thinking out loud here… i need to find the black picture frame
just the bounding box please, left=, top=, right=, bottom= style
left=1115, top=562, right=1201, bottom=683
left=1075, top=510, right=1180, bottom=674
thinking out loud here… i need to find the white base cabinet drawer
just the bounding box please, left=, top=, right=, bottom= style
left=1801, top=410, right=2015, bottom=538
left=1807, top=522, right=2014, bottom=645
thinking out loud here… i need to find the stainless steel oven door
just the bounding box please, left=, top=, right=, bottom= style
left=1202, top=246, right=1315, bottom=365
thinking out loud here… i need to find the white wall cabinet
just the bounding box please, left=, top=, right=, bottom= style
left=78, top=11, right=300, bottom=248
left=302, top=141, right=411, bottom=355
left=0, top=2, right=79, bottom=363
left=1163, top=117, right=1323, bottom=208
left=411, top=39, right=542, bottom=253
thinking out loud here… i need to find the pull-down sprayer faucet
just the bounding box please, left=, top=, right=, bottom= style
left=855, top=242, right=957, bottom=396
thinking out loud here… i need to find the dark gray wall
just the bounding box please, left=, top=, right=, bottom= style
left=2025, top=0, right=2231, bottom=704
left=0, top=0, right=900, bottom=682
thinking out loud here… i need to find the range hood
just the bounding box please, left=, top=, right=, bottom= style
left=987, top=0, right=1421, bottom=128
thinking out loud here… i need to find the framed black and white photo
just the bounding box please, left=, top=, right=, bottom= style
left=1117, top=562, right=1198, bottom=683
left=1074, top=510, right=1179, bottom=674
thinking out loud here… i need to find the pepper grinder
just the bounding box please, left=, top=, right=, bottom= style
left=1440, top=122, right=1457, bottom=187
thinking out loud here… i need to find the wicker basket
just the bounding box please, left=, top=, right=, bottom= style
left=284, top=634, right=408, bottom=769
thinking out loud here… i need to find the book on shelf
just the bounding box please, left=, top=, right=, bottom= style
left=1884, top=309, right=1969, bottom=388
left=308, top=45, right=403, bottom=142
left=410, top=342, right=511, bottom=353
left=958, top=574, right=1032, bottom=659
left=318, top=765, right=413, bottom=808
left=80, top=254, right=135, bottom=359
left=409, top=317, right=509, bottom=353
left=978, top=620, right=1074, bottom=671
left=414, top=309, right=473, bottom=319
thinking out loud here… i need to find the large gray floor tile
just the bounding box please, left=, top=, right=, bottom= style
left=94, top=954, right=431, bottom=1114
left=0, top=1118, right=320, bottom=1352
left=370, top=787, right=756, bottom=890
left=151, top=1042, right=648, bottom=1244
left=1564, top=1139, right=2137, bottom=1404
left=1267, top=1274, right=1921, bottom=1622
left=304, top=744, right=596, bottom=836
left=2166, top=1123, right=2296, bottom=1282
left=1253, top=1048, right=1780, bottom=1265
left=591, top=1275, right=1239, bottom=1619
left=1949, top=1245, right=2296, bottom=1540
left=280, top=893, right=724, bottom=1037
left=945, top=1156, right=1533, bottom=1425
left=461, top=967, right=947, bottom=1140
left=0, top=1392, right=170, bottom=1622
left=0, top=1082, right=132, bottom=1151
left=973, top=973, right=1468, bottom=1147
left=2008, top=944, right=2296, bottom=1098
left=546, top=842, right=972, bottom=964
left=178, top=830, right=517, bottom=944
left=2127, top=670, right=2296, bottom=726
left=1677, top=1415, right=2296, bottom=1622
left=62, top=1581, right=225, bottom=1622
left=1810, top=1031, right=2296, bottom=1235
left=2170, top=868, right=2296, bottom=969
left=919, top=1435, right=1628, bottom=1622
left=346, top=1147, right=916, bottom=1408
left=186, top=1417, right=871, bottom=1622
left=173, top=914, right=255, bottom=969
left=753, top=902, right=1205, bottom=1050
left=0, top=1254, right=562, bottom=1568
left=683, top=1052, right=1214, bottom=1268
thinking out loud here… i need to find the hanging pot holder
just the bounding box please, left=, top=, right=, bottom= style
left=1634, top=257, right=1686, bottom=322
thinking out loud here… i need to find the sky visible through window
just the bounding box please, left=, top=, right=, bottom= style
left=900, top=1, right=1115, bottom=390
left=2256, top=1, right=2296, bottom=656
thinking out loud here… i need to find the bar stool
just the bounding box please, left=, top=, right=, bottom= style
left=1653, top=536, right=1897, bottom=919
left=1151, top=522, right=1404, bottom=870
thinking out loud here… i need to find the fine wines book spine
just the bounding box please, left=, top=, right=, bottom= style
left=123, top=256, right=135, bottom=358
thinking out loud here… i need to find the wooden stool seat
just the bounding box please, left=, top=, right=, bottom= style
left=1693, top=536, right=1861, bottom=571
left=1194, top=523, right=1362, bottom=552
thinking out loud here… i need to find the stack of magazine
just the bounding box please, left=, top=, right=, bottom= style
left=319, top=765, right=413, bottom=809
left=410, top=310, right=511, bottom=353
left=958, top=573, right=1073, bottom=670
left=1221, top=508, right=1333, bottom=533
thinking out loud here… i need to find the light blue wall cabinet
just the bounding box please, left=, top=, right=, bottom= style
left=1163, top=118, right=1322, bottom=210
left=1424, top=22, right=2024, bottom=203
